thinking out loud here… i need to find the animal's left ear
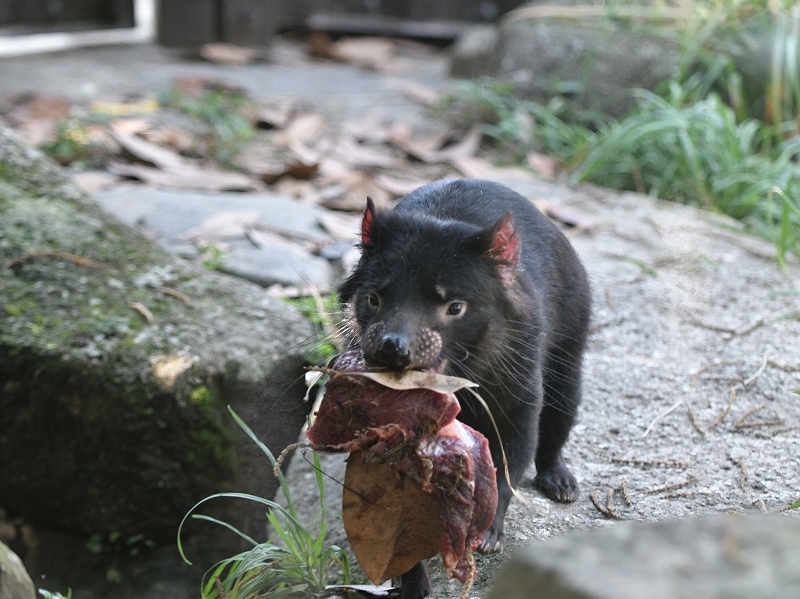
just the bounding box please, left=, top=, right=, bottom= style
left=486, top=213, right=520, bottom=287
left=361, top=197, right=376, bottom=246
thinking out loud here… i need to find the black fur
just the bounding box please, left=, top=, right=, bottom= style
left=339, top=179, right=591, bottom=599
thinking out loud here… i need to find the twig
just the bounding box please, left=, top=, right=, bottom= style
left=734, top=418, right=784, bottom=429
left=753, top=498, right=767, bottom=513
left=129, top=302, right=154, bottom=323
left=160, top=286, right=192, bottom=305
left=273, top=442, right=301, bottom=477
left=754, top=425, right=800, bottom=439
left=3, top=250, right=102, bottom=270
left=661, top=490, right=699, bottom=499
left=604, top=287, right=615, bottom=311
left=734, top=459, right=748, bottom=492
left=644, top=475, right=698, bottom=495
left=708, top=386, right=737, bottom=430
left=767, top=359, right=800, bottom=373
left=690, top=360, right=736, bottom=386
left=733, top=403, right=767, bottom=428
left=610, top=456, right=691, bottom=468
left=641, top=399, right=683, bottom=438
left=619, top=481, right=633, bottom=507
left=689, top=318, right=765, bottom=338
left=742, top=355, right=768, bottom=388
left=589, top=490, right=624, bottom=520
left=686, top=403, right=707, bottom=437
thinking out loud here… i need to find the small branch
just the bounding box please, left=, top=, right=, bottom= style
left=3, top=250, right=102, bottom=270
left=734, top=418, right=784, bottom=430
left=619, top=481, right=633, bottom=507
left=690, top=359, right=736, bottom=387
left=129, top=302, right=154, bottom=323
left=733, top=403, right=767, bottom=428
left=742, top=355, right=768, bottom=388
left=641, top=399, right=683, bottom=438
left=160, top=286, right=192, bottom=305
left=734, top=459, right=748, bottom=492
left=686, top=403, right=707, bottom=437
left=590, top=490, right=624, bottom=520
left=610, top=456, right=691, bottom=468
left=644, top=475, right=698, bottom=495
left=708, top=386, right=737, bottom=430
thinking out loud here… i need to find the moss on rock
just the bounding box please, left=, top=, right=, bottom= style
left=0, top=126, right=314, bottom=541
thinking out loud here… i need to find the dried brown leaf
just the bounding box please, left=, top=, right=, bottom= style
left=199, top=43, right=259, bottom=65
left=110, top=161, right=258, bottom=192
left=451, top=156, right=538, bottom=182
left=317, top=211, right=361, bottom=242
left=402, top=81, right=441, bottom=107
left=178, top=209, right=260, bottom=242
left=71, top=171, right=120, bottom=194
left=110, top=123, right=187, bottom=169
left=373, top=173, right=430, bottom=197
left=343, top=458, right=443, bottom=585
left=526, top=151, right=560, bottom=178
left=331, top=37, right=397, bottom=70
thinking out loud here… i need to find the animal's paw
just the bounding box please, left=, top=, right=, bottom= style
left=534, top=462, right=579, bottom=503
left=477, top=523, right=506, bottom=553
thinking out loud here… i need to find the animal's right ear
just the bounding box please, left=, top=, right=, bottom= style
left=361, top=197, right=376, bottom=246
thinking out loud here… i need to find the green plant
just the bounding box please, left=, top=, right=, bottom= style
left=791, top=497, right=800, bottom=509
left=38, top=590, right=72, bottom=599
left=287, top=294, right=341, bottom=366
left=178, top=407, right=350, bottom=599
left=200, top=244, right=226, bottom=271
left=42, top=117, right=97, bottom=166
left=164, top=87, right=254, bottom=165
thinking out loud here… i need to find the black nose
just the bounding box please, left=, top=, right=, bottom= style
left=373, top=333, right=411, bottom=370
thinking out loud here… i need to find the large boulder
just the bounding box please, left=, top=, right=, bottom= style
left=450, top=5, right=682, bottom=117
left=0, top=124, right=314, bottom=544
left=489, top=515, right=800, bottom=599
left=0, top=542, right=35, bottom=599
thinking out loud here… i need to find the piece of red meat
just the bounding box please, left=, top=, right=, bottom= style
left=306, top=350, right=498, bottom=582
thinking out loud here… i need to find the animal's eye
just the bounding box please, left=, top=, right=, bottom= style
left=446, top=302, right=464, bottom=316
left=367, top=292, right=381, bottom=309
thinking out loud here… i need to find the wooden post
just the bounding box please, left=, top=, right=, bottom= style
left=156, top=0, right=219, bottom=48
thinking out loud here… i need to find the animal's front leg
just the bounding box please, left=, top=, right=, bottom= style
left=401, top=560, right=434, bottom=599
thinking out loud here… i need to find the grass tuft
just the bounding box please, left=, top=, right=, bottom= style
left=177, top=407, right=350, bottom=599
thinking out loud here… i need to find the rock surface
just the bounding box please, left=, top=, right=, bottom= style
left=488, top=515, right=800, bottom=599
left=94, top=185, right=336, bottom=290
left=0, top=542, right=35, bottom=599
left=0, top=125, right=314, bottom=543
left=450, top=6, right=682, bottom=116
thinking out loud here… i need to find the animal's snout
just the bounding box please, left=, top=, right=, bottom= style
left=373, top=333, right=412, bottom=370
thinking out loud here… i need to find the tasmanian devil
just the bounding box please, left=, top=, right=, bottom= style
left=338, top=178, right=591, bottom=599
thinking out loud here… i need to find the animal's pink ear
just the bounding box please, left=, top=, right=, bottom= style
left=488, top=213, right=520, bottom=287
left=361, top=197, right=376, bottom=245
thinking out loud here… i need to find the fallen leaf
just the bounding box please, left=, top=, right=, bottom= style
left=307, top=30, right=335, bottom=59
left=109, top=118, right=151, bottom=136
left=91, top=98, right=159, bottom=116
left=451, top=156, right=539, bottom=182
left=317, top=211, right=361, bottom=242
left=278, top=113, right=326, bottom=145
left=140, top=126, right=195, bottom=154
left=402, top=81, right=441, bottom=107
left=273, top=178, right=321, bottom=203
left=388, top=125, right=481, bottom=163
left=333, top=136, right=401, bottom=169
left=199, top=42, right=259, bottom=65
left=110, top=123, right=187, bottom=169
left=245, top=228, right=302, bottom=250
left=71, top=171, right=120, bottom=194
left=21, top=95, right=71, bottom=120
left=373, top=173, right=430, bottom=197
left=351, top=370, right=479, bottom=393
left=343, top=457, right=443, bottom=585
left=178, top=209, right=261, bottom=242
left=109, top=161, right=259, bottom=192
left=532, top=199, right=594, bottom=229
left=255, top=105, right=293, bottom=129
left=526, top=151, right=560, bottom=178
left=319, top=172, right=391, bottom=211
left=343, top=109, right=389, bottom=143
left=331, top=37, right=397, bottom=70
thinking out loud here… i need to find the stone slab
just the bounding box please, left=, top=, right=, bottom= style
left=489, top=515, right=800, bottom=599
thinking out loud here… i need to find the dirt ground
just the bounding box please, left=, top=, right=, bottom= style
left=1, top=36, right=799, bottom=598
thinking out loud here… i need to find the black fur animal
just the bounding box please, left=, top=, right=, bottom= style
left=339, top=179, right=591, bottom=599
